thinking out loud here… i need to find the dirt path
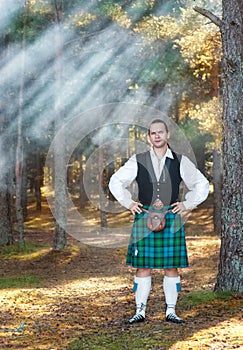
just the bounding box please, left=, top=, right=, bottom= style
left=0, top=201, right=242, bottom=349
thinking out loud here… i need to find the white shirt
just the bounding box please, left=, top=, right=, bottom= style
left=109, top=148, right=210, bottom=210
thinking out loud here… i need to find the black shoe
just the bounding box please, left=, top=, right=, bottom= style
left=128, top=314, right=145, bottom=324
left=166, top=313, right=184, bottom=324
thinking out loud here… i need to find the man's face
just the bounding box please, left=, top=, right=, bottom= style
left=148, top=122, right=170, bottom=149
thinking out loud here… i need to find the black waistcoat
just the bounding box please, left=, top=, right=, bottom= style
left=136, top=151, right=182, bottom=206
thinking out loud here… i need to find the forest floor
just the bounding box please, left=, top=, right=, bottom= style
left=0, top=197, right=242, bottom=350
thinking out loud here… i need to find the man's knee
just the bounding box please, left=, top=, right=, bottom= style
left=136, top=268, right=152, bottom=277
left=164, top=268, right=178, bottom=277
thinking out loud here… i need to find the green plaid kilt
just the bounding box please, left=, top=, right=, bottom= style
left=126, top=207, right=189, bottom=269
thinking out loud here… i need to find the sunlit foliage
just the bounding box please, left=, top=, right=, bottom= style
left=134, top=4, right=222, bottom=80
left=188, top=97, right=222, bottom=148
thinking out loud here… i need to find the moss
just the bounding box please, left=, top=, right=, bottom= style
left=181, top=289, right=232, bottom=307
left=0, top=275, right=41, bottom=289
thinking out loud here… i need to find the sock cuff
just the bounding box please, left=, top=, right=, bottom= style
left=135, top=275, right=152, bottom=283
left=164, top=275, right=180, bottom=283
left=133, top=275, right=152, bottom=292
left=163, top=275, right=181, bottom=293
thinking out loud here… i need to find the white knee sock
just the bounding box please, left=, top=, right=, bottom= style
left=133, top=276, right=152, bottom=317
left=163, top=276, right=181, bottom=316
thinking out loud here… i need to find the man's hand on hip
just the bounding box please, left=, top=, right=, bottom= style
left=171, top=202, right=186, bottom=214
left=129, top=202, right=143, bottom=215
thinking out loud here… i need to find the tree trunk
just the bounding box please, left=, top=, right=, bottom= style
left=212, top=149, right=222, bottom=235
left=0, top=35, right=14, bottom=245
left=35, top=147, right=42, bottom=211
left=0, top=184, right=14, bottom=246
left=16, top=127, right=25, bottom=246
left=215, top=0, right=243, bottom=292
left=16, top=1, right=29, bottom=246
left=21, top=137, right=28, bottom=219
left=0, top=115, right=14, bottom=245
left=79, top=153, right=88, bottom=208
left=99, top=145, right=107, bottom=228
left=211, top=62, right=220, bottom=98
left=53, top=1, right=67, bottom=250
left=211, top=59, right=221, bottom=235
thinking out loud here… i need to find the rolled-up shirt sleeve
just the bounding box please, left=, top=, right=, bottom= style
left=109, top=155, right=138, bottom=209
left=180, top=155, right=210, bottom=210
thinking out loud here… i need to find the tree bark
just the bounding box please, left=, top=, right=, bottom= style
left=195, top=1, right=243, bottom=292
left=0, top=109, right=14, bottom=245
left=79, top=153, right=88, bottom=208
left=99, top=144, right=107, bottom=228
left=0, top=35, right=14, bottom=245
left=0, top=182, right=14, bottom=246
left=21, top=144, right=28, bottom=219
left=214, top=0, right=243, bottom=292
left=212, top=149, right=222, bottom=235
left=16, top=1, right=29, bottom=246
left=35, top=147, right=42, bottom=211
left=53, top=0, right=67, bottom=250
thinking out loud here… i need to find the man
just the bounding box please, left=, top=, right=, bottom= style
left=109, top=119, right=209, bottom=324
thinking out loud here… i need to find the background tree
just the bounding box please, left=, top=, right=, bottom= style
left=15, top=1, right=30, bottom=247
left=53, top=0, right=67, bottom=250
left=0, top=0, right=226, bottom=248
left=215, top=0, right=243, bottom=292
left=0, top=102, right=14, bottom=245
left=0, top=29, right=15, bottom=245
left=195, top=1, right=243, bottom=292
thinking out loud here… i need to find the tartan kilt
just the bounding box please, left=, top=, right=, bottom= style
left=126, top=208, right=189, bottom=269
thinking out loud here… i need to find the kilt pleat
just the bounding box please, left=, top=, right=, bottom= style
left=126, top=208, right=189, bottom=269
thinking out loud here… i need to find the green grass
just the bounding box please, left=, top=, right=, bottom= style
left=67, top=290, right=235, bottom=350
left=0, top=241, right=48, bottom=259
left=0, top=242, right=44, bottom=289
left=0, top=275, right=42, bottom=289
left=68, top=323, right=175, bottom=350
left=68, top=331, right=172, bottom=350
left=181, top=289, right=232, bottom=307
